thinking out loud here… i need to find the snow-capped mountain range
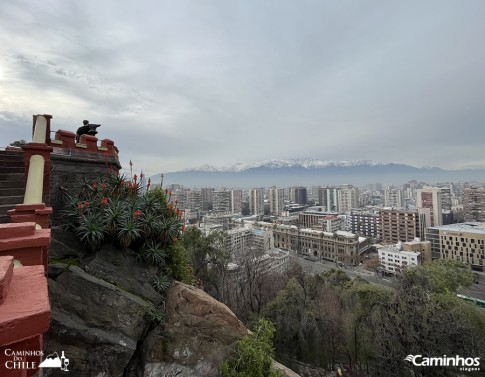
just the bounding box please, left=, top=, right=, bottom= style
left=154, top=158, right=484, bottom=187
left=183, top=158, right=387, bottom=173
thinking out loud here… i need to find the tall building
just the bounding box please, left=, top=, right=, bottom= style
left=185, top=190, right=202, bottom=211
left=213, top=190, right=231, bottom=212
left=339, top=184, right=359, bottom=211
left=249, top=188, right=264, bottom=215
left=350, top=211, right=380, bottom=239
left=230, top=189, right=243, bottom=214
left=416, top=187, right=443, bottom=226
left=269, top=187, right=285, bottom=215
left=463, top=186, right=485, bottom=222
left=318, top=186, right=340, bottom=212
left=426, top=222, right=485, bottom=271
left=380, top=208, right=430, bottom=244
left=201, top=187, right=214, bottom=211
left=384, top=187, right=403, bottom=208
left=291, top=186, right=308, bottom=205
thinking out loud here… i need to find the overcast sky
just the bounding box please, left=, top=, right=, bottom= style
left=1, top=0, right=484, bottom=176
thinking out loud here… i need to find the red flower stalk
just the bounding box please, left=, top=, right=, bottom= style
left=134, top=209, right=142, bottom=218
left=101, top=183, right=107, bottom=189
left=133, top=174, right=138, bottom=183
left=172, top=237, right=178, bottom=243
left=85, top=201, right=90, bottom=206
left=77, top=203, right=84, bottom=209
left=181, top=225, right=185, bottom=232
left=101, top=197, right=108, bottom=205
left=92, top=183, right=97, bottom=189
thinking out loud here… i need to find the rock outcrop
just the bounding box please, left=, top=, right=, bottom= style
left=43, top=227, right=299, bottom=377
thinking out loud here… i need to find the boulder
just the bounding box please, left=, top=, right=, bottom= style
left=44, top=265, right=154, bottom=376
left=143, top=281, right=249, bottom=376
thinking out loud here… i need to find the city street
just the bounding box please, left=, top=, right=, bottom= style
left=290, top=253, right=485, bottom=299
left=289, top=253, right=394, bottom=288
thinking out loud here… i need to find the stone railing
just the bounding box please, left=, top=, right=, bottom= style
left=0, top=115, right=52, bottom=377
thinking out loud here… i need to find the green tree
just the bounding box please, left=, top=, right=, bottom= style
left=221, top=318, right=282, bottom=377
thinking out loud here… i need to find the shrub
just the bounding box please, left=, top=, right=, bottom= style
left=221, top=318, right=283, bottom=377
left=62, top=174, right=187, bottom=273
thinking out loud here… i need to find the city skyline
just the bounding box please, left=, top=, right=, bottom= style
left=1, top=1, right=485, bottom=175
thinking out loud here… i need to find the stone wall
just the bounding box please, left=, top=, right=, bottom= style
left=48, top=131, right=121, bottom=225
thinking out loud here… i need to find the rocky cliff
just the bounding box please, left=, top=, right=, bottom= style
left=43, top=227, right=298, bottom=377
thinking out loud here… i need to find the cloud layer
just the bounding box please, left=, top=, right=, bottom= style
left=1, top=0, right=484, bottom=176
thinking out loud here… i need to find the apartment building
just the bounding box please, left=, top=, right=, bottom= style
left=249, top=188, right=264, bottom=215
left=339, top=184, right=359, bottom=211
left=318, top=186, right=340, bottom=212
left=463, top=186, right=485, bottom=222
left=269, top=187, right=285, bottom=215
left=350, top=210, right=380, bottom=240
left=379, top=208, right=430, bottom=244
left=384, top=187, right=403, bottom=208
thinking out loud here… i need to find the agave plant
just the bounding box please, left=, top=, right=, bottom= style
left=139, top=240, right=167, bottom=266
left=75, top=212, right=106, bottom=251
left=159, top=217, right=181, bottom=246
left=117, top=214, right=142, bottom=249
left=152, top=274, right=172, bottom=294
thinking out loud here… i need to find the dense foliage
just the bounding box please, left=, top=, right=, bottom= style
left=261, top=261, right=485, bottom=377
left=63, top=173, right=195, bottom=285
left=220, top=318, right=283, bottom=377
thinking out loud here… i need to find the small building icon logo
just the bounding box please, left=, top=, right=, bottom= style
left=39, top=351, right=69, bottom=371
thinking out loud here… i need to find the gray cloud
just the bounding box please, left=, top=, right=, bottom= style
left=1, top=0, right=484, bottom=173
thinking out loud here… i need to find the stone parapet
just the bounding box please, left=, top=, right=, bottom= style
left=7, top=204, right=53, bottom=231
left=0, top=257, right=50, bottom=377
left=0, top=222, right=51, bottom=270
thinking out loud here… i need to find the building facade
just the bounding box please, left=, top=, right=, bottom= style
left=269, top=187, right=285, bottom=215
left=379, top=208, right=429, bottom=244
left=463, top=186, right=485, bottom=222
left=426, top=222, right=485, bottom=271
left=416, top=187, right=443, bottom=226
left=249, top=188, right=264, bottom=215
left=378, top=245, right=420, bottom=274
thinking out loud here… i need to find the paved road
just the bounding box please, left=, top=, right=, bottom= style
left=290, top=253, right=485, bottom=300
left=290, top=254, right=394, bottom=288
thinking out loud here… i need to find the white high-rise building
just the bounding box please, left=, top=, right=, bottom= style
left=384, top=187, right=403, bottom=208
left=249, top=188, right=264, bottom=215
left=339, top=184, right=359, bottom=211
left=269, top=187, right=285, bottom=215
left=318, top=186, right=340, bottom=212
left=230, top=189, right=243, bottom=214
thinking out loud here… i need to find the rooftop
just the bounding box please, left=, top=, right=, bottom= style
left=429, top=222, right=485, bottom=234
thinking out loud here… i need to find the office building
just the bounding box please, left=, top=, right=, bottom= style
left=426, top=222, right=485, bottom=271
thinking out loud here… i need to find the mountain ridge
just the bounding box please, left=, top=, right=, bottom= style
left=152, top=158, right=485, bottom=187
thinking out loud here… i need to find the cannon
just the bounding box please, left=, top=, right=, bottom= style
left=75, top=120, right=101, bottom=143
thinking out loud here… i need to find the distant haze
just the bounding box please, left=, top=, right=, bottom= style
left=155, top=159, right=485, bottom=187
